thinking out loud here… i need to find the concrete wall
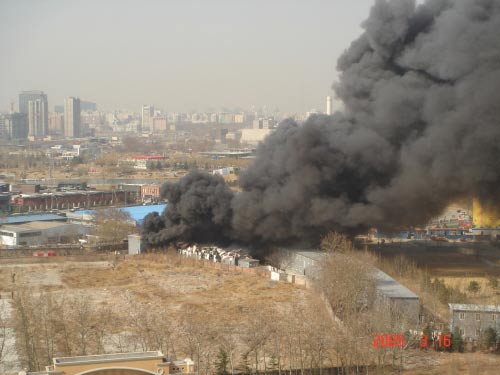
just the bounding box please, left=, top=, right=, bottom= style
left=450, top=309, right=500, bottom=341
left=128, top=234, right=142, bottom=255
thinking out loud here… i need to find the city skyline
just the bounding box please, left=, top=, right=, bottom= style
left=0, top=0, right=375, bottom=113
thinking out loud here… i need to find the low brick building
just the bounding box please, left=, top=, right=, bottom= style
left=141, top=184, right=161, bottom=201
left=11, top=190, right=129, bottom=212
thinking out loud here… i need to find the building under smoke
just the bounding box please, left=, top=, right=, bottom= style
left=143, top=0, right=500, bottom=250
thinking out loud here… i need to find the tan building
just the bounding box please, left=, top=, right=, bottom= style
left=141, top=184, right=160, bottom=201
left=152, top=116, right=168, bottom=133
left=48, top=112, right=64, bottom=135
left=22, top=351, right=194, bottom=375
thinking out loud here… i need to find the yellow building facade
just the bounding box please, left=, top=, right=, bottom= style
left=21, top=351, right=194, bottom=375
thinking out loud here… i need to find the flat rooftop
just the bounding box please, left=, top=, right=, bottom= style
left=449, top=303, right=500, bottom=312
left=54, top=351, right=165, bottom=365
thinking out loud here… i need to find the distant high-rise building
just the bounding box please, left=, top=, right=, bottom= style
left=81, top=100, right=97, bottom=111
left=0, top=113, right=29, bottom=140
left=218, top=113, right=235, bottom=124
left=19, top=90, right=47, bottom=115
left=326, top=96, right=332, bottom=115
left=253, top=117, right=276, bottom=129
left=64, top=97, right=81, bottom=138
left=48, top=112, right=64, bottom=135
left=28, top=99, right=48, bottom=138
left=152, top=116, right=168, bottom=133
left=141, top=105, right=154, bottom=131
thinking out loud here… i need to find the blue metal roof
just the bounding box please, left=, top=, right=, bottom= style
left=120, top=204, right=166, bottom=225
left=74, top=204, right=166, bottom=225
left=1, top=214, right=67, bottom=225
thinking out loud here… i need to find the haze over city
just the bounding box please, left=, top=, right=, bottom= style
left=0, top=0, right=376, bottom=113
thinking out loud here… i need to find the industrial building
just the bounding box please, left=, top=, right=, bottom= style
left=11, top=190, right=130, bottom=212
left=0, top=221, right=87, bottom=247
left=280, top=249, right=420, bottom=322
left=240, top=128, right=273, bottom=145
left=1, top=213, right=67, bottom=225
left=67, top=204, right=167, bottom=226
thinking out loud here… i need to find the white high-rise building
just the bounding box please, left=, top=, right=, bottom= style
left=28, top=99, right=48, bottom=138
left=326, top=96, right=332, bottom=115
left=64, top=97, right=81, bottom=138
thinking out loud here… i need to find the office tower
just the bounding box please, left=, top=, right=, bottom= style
left=64, top=97, right=81, bottom=138
left=28, top=99, right=49, bottom=138
left=1, top=113, right=29, bottom=140
left=141, top=105, right=154, bottom=131
left=19, top=90, right=48, bottom=115
left=326, top=96, right=332, bottom=115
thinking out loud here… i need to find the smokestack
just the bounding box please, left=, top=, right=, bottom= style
left=144, top=0, right=500, bottom=248
left=326, top=96, right=332, bottom=115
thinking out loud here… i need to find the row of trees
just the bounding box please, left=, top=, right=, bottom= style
left=11, top=286, right=348, bottom=374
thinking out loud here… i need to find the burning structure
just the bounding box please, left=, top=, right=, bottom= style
left=143, top=0, right=500, bottom=250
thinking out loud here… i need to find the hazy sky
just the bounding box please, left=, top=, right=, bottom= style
left=0, top=0, right=376, bottom=113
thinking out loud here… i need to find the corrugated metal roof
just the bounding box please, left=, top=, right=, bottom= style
left=73, top=204, right=166, bottom=225
left=0, top=221, right=76, bottom=233
left=1, top=214, right=66, bottom=225
left=449, top=303, right=500, bottom=312
left=295, top=250, right=327, bottom=262
left=374, top=270, right=419, bottom=300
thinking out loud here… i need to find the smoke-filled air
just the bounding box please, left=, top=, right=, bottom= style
left=143, top=0, right=500, bottom=247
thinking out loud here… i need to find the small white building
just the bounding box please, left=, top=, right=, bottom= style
left=128, top=234, right=142, bottom=255
left=0, top=221, right=87, bottom=247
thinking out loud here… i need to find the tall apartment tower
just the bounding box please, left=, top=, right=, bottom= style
left=141, top=105, right=154, bottom=131
left=64, top=97, right=81, bottom=138
left=326, top=96, right=332, bottom=115
left=28, top=99, right=49, bottom=138
left=19, top=90, right=48, bottom=114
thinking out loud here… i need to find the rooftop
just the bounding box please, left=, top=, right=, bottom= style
left=71, top=204, right=167, bottom=225
left=0, top=221, right=75, bottom=233
left=295, top=250, right=327, bottom=262
left=0, top=213, right=66, bottom=225
left=449, top=303, right=500, bottom=312
left=375, top=270, right=419, bottom=300
left=54, top=351, right=165, bottom=365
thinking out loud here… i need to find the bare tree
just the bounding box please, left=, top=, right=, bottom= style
left=92, top=208, right=136, bottom=245
left=0, top=302, right=7, bottom=367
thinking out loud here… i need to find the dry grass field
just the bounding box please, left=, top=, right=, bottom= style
left=3, top=253, right=500, bottom=374
left=402, top=353, right=500, bottom=375
left=0, top=254, right=309, bottom=332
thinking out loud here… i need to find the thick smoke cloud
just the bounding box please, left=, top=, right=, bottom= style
left=144, top=0, right=500, bottom=246
left=143, top=171, right=234, bottom=245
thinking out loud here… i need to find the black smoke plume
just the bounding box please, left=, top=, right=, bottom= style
left=143, top=0, right=500, bottom=246
left=142, top=171, right=234, bottom=245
